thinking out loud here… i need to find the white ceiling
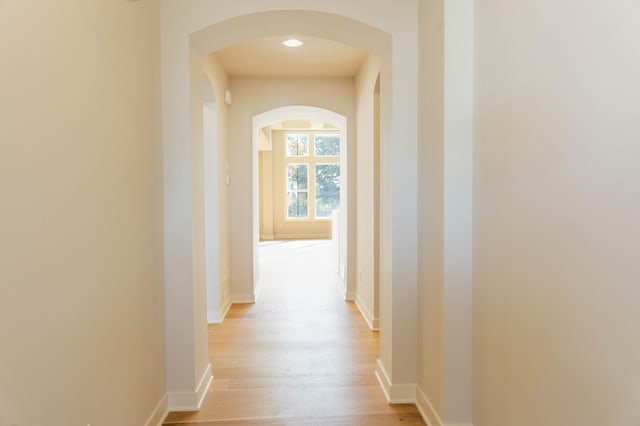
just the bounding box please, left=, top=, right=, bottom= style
left=216, top=36, right=368, bottom=78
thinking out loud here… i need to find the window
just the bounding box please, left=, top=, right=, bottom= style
left=314, top=134, right=340, bottom=156
left=286, top=164, right=308, bottom=218
left=286, top=134, right=309, bottom=157
left=315, top=164, right=340, bottom=218
left=284, top=131, right=340, bottom=220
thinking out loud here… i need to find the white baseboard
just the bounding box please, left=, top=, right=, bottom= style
left=207, top=295, right=232, bottom=324
left=336, top=275, right=348, bottom=300
left=416, top=386, right=442, bottom=426
left=375, top=359, right=416, bottom=403
left=354, top=294, right=379, bottom=331
left=231, top=283, right=262, bottom=304
left=254, top=282, right=263, bottom=302
left=144, top=393, right=168, bottom=426
left=375, top=359, right=391, bottom=401
left=168, top=363, right=213, bottom=412
left=372, top=317, right=380, bottom=329
left=415, top=386, right=472, bottom=426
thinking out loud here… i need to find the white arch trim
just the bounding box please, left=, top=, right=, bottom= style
left=252, top=105, right=347, bottom=131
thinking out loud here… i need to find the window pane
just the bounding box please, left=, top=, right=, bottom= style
left=287, top=191, right=308, bottom=218
left=286, top=164, right=307, bottom=190
left=314, top=134, right=340, bottom=156
left=315, top=164, right=340, bottom=218
left=286, top=134, right=309, bottom=156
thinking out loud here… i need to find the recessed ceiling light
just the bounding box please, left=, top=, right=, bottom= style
left=283, top=39, right=304, bottom=48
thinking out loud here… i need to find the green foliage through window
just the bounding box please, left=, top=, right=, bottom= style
left=286, top=134, right=309, bottom=157
left=314, top=135, right=340, bottom=156
left=315, top=164, right=340, bottom=218
left=287, top=191, right=308, bottom=218
left=286, top=164, right=308, bottom=218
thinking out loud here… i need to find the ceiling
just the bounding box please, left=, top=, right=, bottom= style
left=267, top=119, right=337, bottom=131
left=216, top=36, right=368, bottom=78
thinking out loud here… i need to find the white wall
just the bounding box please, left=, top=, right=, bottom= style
left=0, top=1, right=166, bottom=425
left=442, top=0, right=473, bottom=422
left=417, top=0, right=473, bottom=424
left=203, top=82, right=220, bottom=323
left=474, top=1, right=640, bottom=425
left=202, top=53, right=232, bottom=324
left=259, top=150, right=275, bottom=240
left=228, top=76, right=356, bottom=300
left=418, top=0, right=445, bottom=420
left=355, top=54, right=381, bottom=330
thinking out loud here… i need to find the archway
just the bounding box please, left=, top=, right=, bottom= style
left=252, top=106, right=349, bottom=299
left=161, top=6, right=420, bottom=411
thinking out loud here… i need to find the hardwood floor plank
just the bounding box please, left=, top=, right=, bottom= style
left=164, top=240, right=424, bottom=425
left=164, top=412, right=425, bottom=425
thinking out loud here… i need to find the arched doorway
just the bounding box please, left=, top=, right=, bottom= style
left=252, top=106, right=349, bottom=299
left=161, top=6, right=420, bottom=410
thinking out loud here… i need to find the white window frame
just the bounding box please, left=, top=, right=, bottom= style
left=283, top=131, right=340, bottom=222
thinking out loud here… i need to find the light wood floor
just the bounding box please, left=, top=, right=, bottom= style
left=164, top=240, right=425, bottom=425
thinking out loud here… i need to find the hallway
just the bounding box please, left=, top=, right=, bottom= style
left=164, top=240, right=424, bottom=425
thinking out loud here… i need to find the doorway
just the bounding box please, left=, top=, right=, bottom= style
left=162, top=7, right=421, bottom=410
left=253, top=107, right=349, bottom=299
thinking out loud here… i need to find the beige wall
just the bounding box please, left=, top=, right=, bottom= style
left=417, top=0, right=474, bottom=423
left=187, top=45, right=213, bottom=396
left=202, top=53, right=232, bottom=323
left=0, top=1, right=166, bottom=425
left=474, top=1, right=640, bottom=425
left=259, top=150, right=275, bottom=240
left=228, top=76, right=356, bottom=300
left=4, top=3, right=632, bottom=424
left=442, top=0, right=474, bottom=422
left=355, top=54, right=381, bottom=330
left=418, top=0, right=445, bottom=420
